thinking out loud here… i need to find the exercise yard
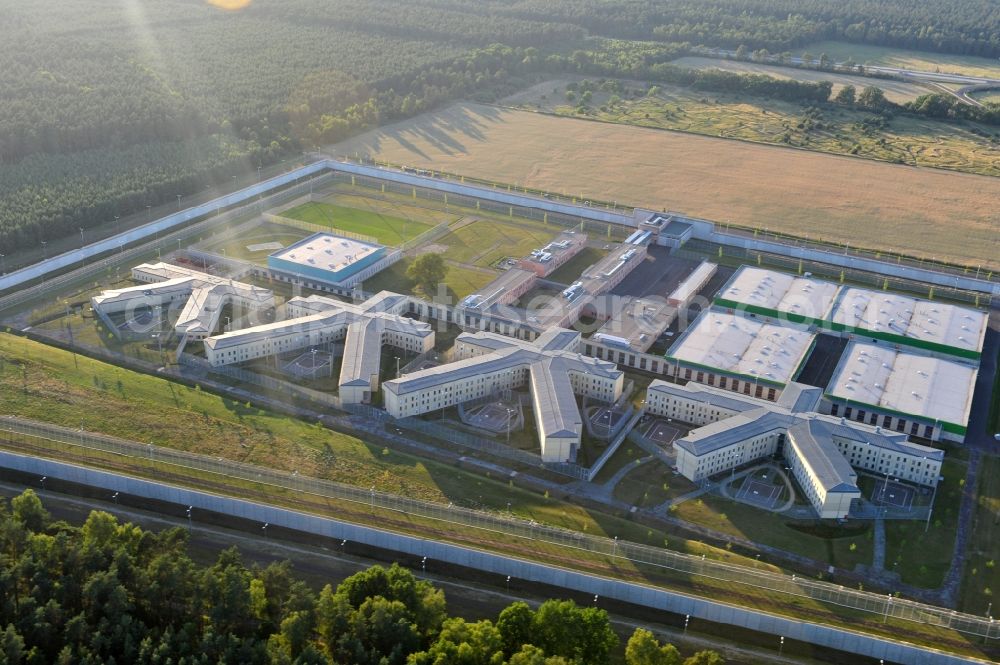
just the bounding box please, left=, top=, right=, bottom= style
left=643, top=419, right=681, bottom=448
left=461, top=399, right=522, bottom=435
left=282, top=349, right=335, bottom=380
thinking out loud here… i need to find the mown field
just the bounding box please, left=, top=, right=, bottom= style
left=670, top=56, right=933, bottom=103
left=282, top=201, right=437, bottom=246
left=0, top=331, right=782, bottom=568
left=336, top=101, right=1000, bottom=267
left=800, top=41, right=1000, bottom=80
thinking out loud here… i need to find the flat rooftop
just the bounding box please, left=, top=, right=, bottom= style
left=827, top=340, right=978, bottom=429
left=270, top=233, right=382, bottom=275
left=574, top=244, right=644, bottom=299
left=667, top=308, right=816, bottom=385
left=716, top=266, right=840, bottom=322
left=830, top=287, right=988, bottom=356
left=519, top=231, right=586, bottom=268
left=592, top=296, right=677, bottom=352
left=460, top=268, right=536, bottom=311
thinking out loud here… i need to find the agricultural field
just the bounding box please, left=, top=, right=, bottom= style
left=281, top=201, right=437, bottom=246
left=800, top=41, right=1000, bottom=80
left=336, top=101, right=1000, bottom=267
left=671, top=56, right=933, bottom=103
left=518, top=79, right=1000, bottom=180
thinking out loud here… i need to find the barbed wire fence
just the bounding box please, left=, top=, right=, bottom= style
left=0, top=414, right=997, bottom=640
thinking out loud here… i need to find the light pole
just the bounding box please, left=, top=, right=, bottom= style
left=421, top=556, right=427, bottom=572
left=112, top=492, right=119, bottom=504
left=262, top=522, right=268, bottom=539
left=0, top=253, right=5, bottom=275
left=683, top=614, right=690, bottom=634
left=115, top=215, right=120, bottom=234
left=176, top=194, right=182, bottom=210
left=186, top=506, right=193, bottom=530
left=506, top=575, right=511, bottom=592
left=370, top=485, right=376, bottom=511
left=79, top=227, right=85, bottom=244
left=778, top=636, right=784, bottom=656
left=41, top=240, right=47, bottom=260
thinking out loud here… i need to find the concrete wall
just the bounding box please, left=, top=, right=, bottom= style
left=0, top=161, right=330, bottom=293
left=0, top=450, right=987, bottom=665
left=5, top=157, right=996, bottom=302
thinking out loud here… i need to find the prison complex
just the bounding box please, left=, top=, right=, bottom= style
left=646, top=381, right=943, bottom=519
left=203, top=291, right=433, bottom=404
left=383, top=329, right=624, bottom=463
left=90, top=263, right=274, bottom=340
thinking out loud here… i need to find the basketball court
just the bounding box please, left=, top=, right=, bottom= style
left=463, top=400, right=521, bottom=434
left=735, top=475, right=784, bottom=510
left=282, top=349, right=334, bottom=380
left=590, top=407, right=626, bottom=437
left=644, top=419, right=681, bottom=447
left=872, top=479, right=916, bottom=511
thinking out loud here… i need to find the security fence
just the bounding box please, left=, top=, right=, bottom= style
left=0, top=172, right=335, bottom=315
left=329, top=170, right=632, bottom=243
left=0, top=413, right=997, bottom=641
left=679, top=240, right=993, bottom=308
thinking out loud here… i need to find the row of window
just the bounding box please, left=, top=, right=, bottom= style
left=830, top=404, right=935, bottom=439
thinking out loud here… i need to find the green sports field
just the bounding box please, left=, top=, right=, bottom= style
left=282, top=201, right=435, bottom=246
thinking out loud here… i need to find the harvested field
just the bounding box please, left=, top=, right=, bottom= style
left=801, top=41, right=1000, bottom=80
left=671, top=56, right=932, bottom=103
left=335, top=102, right=1000, bottom=267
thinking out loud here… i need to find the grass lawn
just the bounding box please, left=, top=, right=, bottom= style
left=613, top=461, right=696, bottom=509
left=799, top=41, right=1000, bottom=80
left=884, top=457, right=966, bottom=589
left=199, top=221, right=309, bottom=265
left=592, top=441, right=647, bottom=483
left=0, top=332, right=781, bottom=569
left=282, top=201, right=434, bottom=246
left=435, top=219, right=556, bottom=268
left=360, top=258, right=496, bottom=301
left=673, top=494, right=874, bottom=572
left=546, top=246, right=609, bottom=284
left=961, top=455, right=1000, bottom=614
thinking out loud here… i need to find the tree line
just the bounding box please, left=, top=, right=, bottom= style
left=0, top=490, right=724, bottom=665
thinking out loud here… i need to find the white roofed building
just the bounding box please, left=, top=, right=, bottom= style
left=824, top=341, right=978, bottom=443
left=666, top=308, right=817, bottom=401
